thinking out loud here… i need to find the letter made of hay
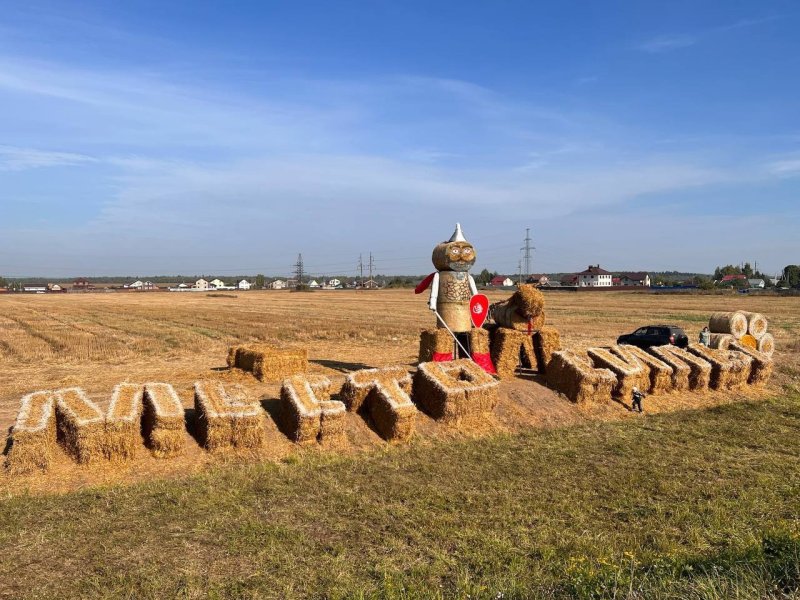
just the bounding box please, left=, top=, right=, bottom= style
left=339, top=367, right=417, bottom=442
left=613, top=345, right=673, bottom=394
left=6, top=391, right=57, bottom=474
left=488, top=284, right=545, bottom=331
left=545, top=350, right=617, bottom=404
left=230, top=344, right=308, bottom=382
left=587, top=346, right=650, bottom=399
left=412, top=359, right=499, bottom=424
left=686, top=344, right=752, bottom=390
left=532, top=326, right=561, bottom=374
left=279, top=375, right=346, bottom=445
left=104, top=383, right=144, bottom=461
left=418, top=328, right=454, bottom=363
left=729, top=342, right=774, bottom=385
left=55, top=388, right=106, bottom=464
left=143, top=383, right=186, bottom=458
left=489, top=327, right=537, bottom=379
left=647, top=346, right=710, bottom=392
left=194, top=381, right=266, bottom=451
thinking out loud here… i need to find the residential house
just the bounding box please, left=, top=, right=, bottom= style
left=73, top=278, right=93, bottom=290
left=194, top=278, right=209, bottom=290
left=47, top=283, right=64, bottom=292
left=177, top=283, right=189, bottom=289
left=328, top=278, right=342, bottom=288
left=362, top=279, right=381, bottom=289
left=619, top=272, right=651, bottom=287
left=269, top=279, right=286, bottom=290
left=577, top=265, right=612, bottom=287
left=748, top=278, right=765, bottom=289
left=490, top=276, right=515, bottom=287
left=209, top=278, right=225, bottom=288
left=129, top=280, right=144, bottom=289
left=560, top=274, right=578, bottom=286
left=720, top=274, right=747, bottom=285
left=525, top=274, right=549, bottom=286
left=238, top=280, right=252, bottom=290
left=308, top=280, right=320, bottom=288
left=23, top=283, right=48, bottom=293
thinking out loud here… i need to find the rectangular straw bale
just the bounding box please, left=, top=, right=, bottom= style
left=194, top=381, right=266, bottom=451
left=652, top=345, right=711, bottom=391
left=729, top=342, right=774, bottom=385
left=412, top=359, right=499, bottom=424
left=366, top=380, right=417, bottom=442
left=418, top=328, right=453, bottom=362
left=55, top=388, right=106, bottom=464
left=588, top=346, right=650, bottom=399
left=686, top=344, right=752, bottom=390
left=279, top=374, right=344, bottom=444
left=489, top=327, right=537, bottom=379
left=614, top=345, right=673, bottom=394
left=226, top=346, right=238, bottom=368
left=339, top=366, right=412, bottom=412
left=143, top=383, right=186, bottom=458
left=532, top=326, right=562, bottom=374
left=545, top=350, right=617, bottom=404
left=104, top=383, right=144, bottom=461
left=469, top=327, right=490, bottom=354
left=5, top=391, right=57, bottom=474
left=231, top=344, right=308, bottom=382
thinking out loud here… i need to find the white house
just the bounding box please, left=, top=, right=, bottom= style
left=328, top=278, right=341, bottom=288
left=238, top=280, right=252, bottom=290
left=619, top=272, right=651, bottom=287
left=195, top=279, right=209, bottom=290
left=177, top=283, right=189, bottom=289
left=308, top=280, right=320, bottom=288
left=748, top=278, right=765, bottom=289
left=210, top=278, right=225, bottom=288
left=269, top=279, right=286, bottom=290
left=578, top=265, right=613, bottom=287
left=129, top=280, right=144, bottom=289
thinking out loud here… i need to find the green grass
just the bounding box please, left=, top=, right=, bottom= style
left=2, top=393, right=800, bottom=599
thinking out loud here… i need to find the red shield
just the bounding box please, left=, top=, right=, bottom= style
left=469, top=294, right=489, bottom=328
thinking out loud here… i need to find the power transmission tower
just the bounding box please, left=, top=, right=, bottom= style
left=357, top=254, right=364, bottom=288
left=521, top=228, right=534, bottom=281
left=368, top=252, right=374, bottom=288
left=293, top=254, right=304, bottom=290
left=517, top=259, right=523, bottom=285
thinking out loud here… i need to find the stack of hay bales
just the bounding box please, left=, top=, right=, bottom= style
left=5, top=391, right=57, bottom=474
left=587, top=346, right=650, bottom=399
left=612, top=345, right=673, bottom=395
left=545, top=350, right=617, bottom=404
left=104, top=383, right=144, bottom=461
left=728, top=341, right=774, bottom=385
left=194, top=381, right=266, bottom=451
left=687, top=344, right=753, bottom=390
left=647, top=345, right=711, bottom=392
left=418, top=328, right=490, bottom=363
left=227, top=344, right=308, bottom=382
left=339, top=366, right=417, bottom=442
left=412, top=359, right=499, bottom=424
left=279, top=374, right=346, bottom=445
left=708, top=311, right=774, bottom=356
left=55, top=388, right=106, bottom=464
left=143, top=383, right=186, bottom=458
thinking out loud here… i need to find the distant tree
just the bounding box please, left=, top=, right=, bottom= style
left=781, top=265, right=800, bottom=288
left=476, top=269, right=497, bottom=285
left=0, top=276, right=7, bottom=288
left=254, top=274, right=266, bottom=289
left=742, top=262, right=753, bottom=277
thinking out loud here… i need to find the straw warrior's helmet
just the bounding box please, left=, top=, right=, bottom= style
left=432, top=223, right=477, bottom=272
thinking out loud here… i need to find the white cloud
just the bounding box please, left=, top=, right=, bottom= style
left=0, top=145, right=96, bottom=171
left=639, top=35, right=696, bottom=53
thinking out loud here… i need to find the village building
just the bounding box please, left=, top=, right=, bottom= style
left=525, top=274, right=549, bottom=286
left=194, top=279, right=209, bottom=290
left=73, top=278, right=93, bottom=290
left=209, top=279, right=226, bottom=288
left=720, top=274, right=747, bottom=285
left=238, top=280, right=252, bottom=290
left=748, top=278, right=765, bottom=289
left=490, top=276, right=515, bottom=287
left=308, top=280, right=320, bottom=288
left=577, top=265, right=612, bottom=287
left=268, top=279, right=287, bottom=290
left=23, top=283, right=48, bottom=293
left=618, top=272, right=651, bottom=287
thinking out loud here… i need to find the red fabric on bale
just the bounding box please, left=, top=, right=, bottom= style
left=432, top=352, right=453, bottom=362
left=472, top=352, right=496, bottom=374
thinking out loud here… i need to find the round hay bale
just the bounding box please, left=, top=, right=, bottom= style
left=709, top=333, right=735, bottom=350
left=739, top=334, right=758, bottom=349
left=740, top=311, right=768, bottom=339
left=709, top=312, right=747, bottom=338
left=757, top=333, right=775, bottom=357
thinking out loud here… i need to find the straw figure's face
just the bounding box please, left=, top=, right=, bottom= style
left=432, top=241, right=477, bottom=272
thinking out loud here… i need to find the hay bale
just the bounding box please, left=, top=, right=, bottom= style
left=545, top=350, right=617, bottom=404
left=279, top=375, right=345, bottom=444
left=729, top=342, right=774, bottom=385
left=489, top=327, right=537, bottom=379
left=739, top=334, right=758, bottom=350
left=339, top=366, right=412, bottom=412
left=412, top=359, right=499, bottom=424
left=104, top=383, right=144, bottom=461
left=5, top=391, right=57, bottom=475
left=488, top=284, right=546, bottom=331
left=686, top=344, right=751, bottom=390
left=418, top=328, right=453, bottom=363
left=709, top=312, right=747, bottom=338
left=55, top=388, right=106, bottom=464
left=230, top=344, right=308, bottom=382
left=740, top=311, right=768, bottom=340
left=587, top=346, right=650, bottom=399
left=194, top=381, right=266, bottom=451
left=469, top=327, right=490, bottom=354
left=709, top=333, right=735, bottom=350
left=757, top=333, right=775, bottom=357
left=647, top=345, right=711, bottom=392
left=339, top=367, right=417, bottom=441
left=532, top=326, right=562, bottom=374
left=226, top=346, right=237, bottom=368
left=614, top=345, right=673, bottom=394
left=143, top=383, right=186, bottom=458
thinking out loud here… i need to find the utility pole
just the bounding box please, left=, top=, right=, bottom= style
left=293, top=253, right=304, bottom=290
left=521, top=227, right=534, bottom=282
left=517, top=259, right=523, bottom=285
left=357, top=254, right=364, bottom=288
left=368, top=252, right=374, bottom=288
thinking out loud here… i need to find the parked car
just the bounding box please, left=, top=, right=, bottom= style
left=617, top=325, right=689, bottom=349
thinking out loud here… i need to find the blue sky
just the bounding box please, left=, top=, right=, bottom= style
left=1, top=0, right=798, bottom=278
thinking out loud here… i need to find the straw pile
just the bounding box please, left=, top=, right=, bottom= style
left=489, top=327, right=537, bottom=378
left=104, top=383, right=144, bottom=461
left=709, top=333, right=735, bottom=350
left=339, top=367, right=417, bottom=441
left=418, top=328, right=453, bottom=362
left=739, top=334, right=758, bottom=349
left=279, top=375, right=345, bottom=444
left=532, top=326, right=562, bottom=374
left=5, top=391, right=57, bottom=474
left=757, top=333, right=775, bottom=357
left=55, top=388, right=106, bottom=464
left=729, top=342, right=774, bottom=385
left=613, top=345, right=673, bottom=394
left=709, top=312, right=748, bottom=338
left=740, top=311, right=768, bottom=339
left=687, top=344, right=752, bottom=390
left=412, top=359, right=499, bottom=424
left=545, top=350, right=617, bottom=404
left=488, top=284, right=545, bottom=331
left=143, top=383, right=186, bottom=458
left=645, top=346, right=690, bottom=391
left=340, top=366, right=411, bottom=411
left=194, top=381, right=266, bottom=451
left=587, top=346, right=650, bottom=399
left=228, top=344, right=308, bottom=382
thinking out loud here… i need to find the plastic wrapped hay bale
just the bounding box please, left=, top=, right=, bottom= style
left=5, top=391, right=57, bottom=474
left=545, top=350, right=617, bottom=404
left=708, top=312, right=748, bottom=338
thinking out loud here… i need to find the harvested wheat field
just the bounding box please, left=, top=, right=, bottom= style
left=0, top=289, right=798, bottom=494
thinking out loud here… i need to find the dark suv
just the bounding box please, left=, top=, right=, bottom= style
left=617, top=325, right=689, bottom=349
